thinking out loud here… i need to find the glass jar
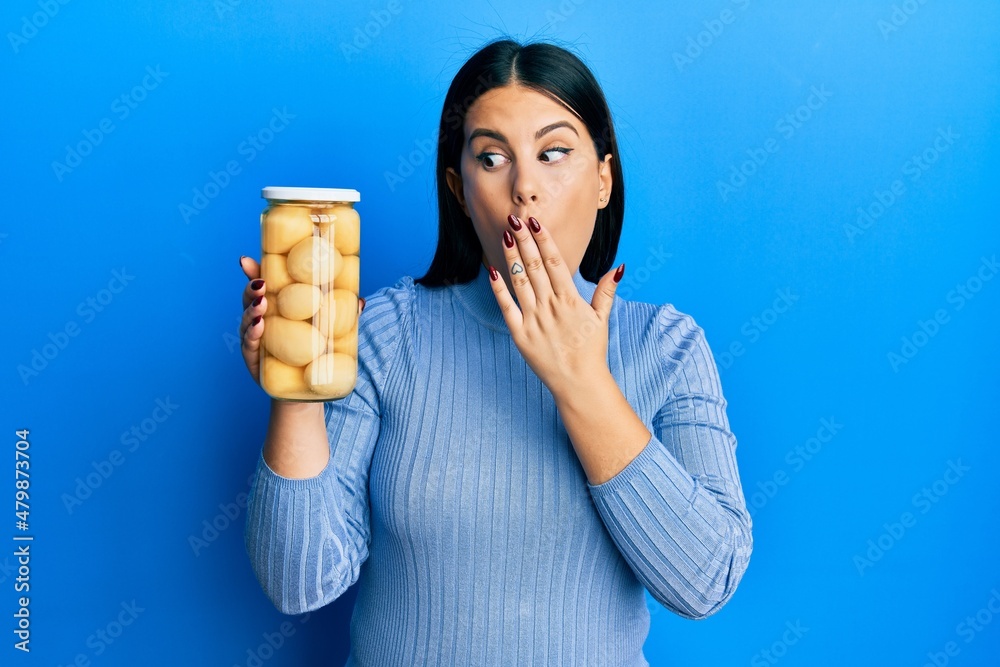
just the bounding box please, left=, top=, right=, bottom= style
left=258, top=186, right=361, bottom=401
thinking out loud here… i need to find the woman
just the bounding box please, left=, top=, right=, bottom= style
left=238, top=38, right=752, bottom=666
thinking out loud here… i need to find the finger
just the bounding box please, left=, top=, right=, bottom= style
left=242, top=314, right=264, bottom=351
left=243, top=277, right=265, bottom=310
left=591, top=263, right=624, bottom=323
left=525, top=216, right=573, bottom=296
left=487, top=262, right=523, bottom=330
left=504, top=213, right=552, bottom=305
left=240, top=255, right=263, bottom=309
left=240, top=255, right=260, bottom=281
left=240, top=294, right=269, bottom=337
left=359, top=297, right=366, bottom=314
left=241, top=314, right=264, bottom=383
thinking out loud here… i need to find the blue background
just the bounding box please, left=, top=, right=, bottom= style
left=4, top=1, right=999, bottom=665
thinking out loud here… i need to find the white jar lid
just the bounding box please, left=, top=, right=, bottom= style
left=261, top=186, right=361, bottom=203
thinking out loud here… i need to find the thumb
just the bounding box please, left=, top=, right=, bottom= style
left=592, top=263, right=624, bottom=322
left=239, top=255, right=260, bottom=281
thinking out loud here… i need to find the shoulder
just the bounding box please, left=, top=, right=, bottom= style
left=613, top=293, right=704, bottom=351
left=353, top=275, right=417, bottom=380
left=614, top=294, right=716, bottom=387
left=654, top=302, right=706, bottom=353
left=360, top=274, right=416, bottom=316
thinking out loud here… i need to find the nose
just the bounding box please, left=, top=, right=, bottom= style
left=511, top=161, right=540, bottom=208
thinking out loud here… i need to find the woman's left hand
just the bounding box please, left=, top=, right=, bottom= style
left=489, top=214, right=624, bottom=398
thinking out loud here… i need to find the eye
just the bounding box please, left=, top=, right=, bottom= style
left=474, top=151, right=509, bottom=170
left=474, top=147, right=574, bottom=171
left=540, top=147, right=572, bottom=163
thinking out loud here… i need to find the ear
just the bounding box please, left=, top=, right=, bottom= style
left=597, top=154, right=613, bottom=209
left=445, top=167, right=469, bottom=217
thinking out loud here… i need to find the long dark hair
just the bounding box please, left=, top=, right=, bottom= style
left=414, top=38, right=625, bottom=288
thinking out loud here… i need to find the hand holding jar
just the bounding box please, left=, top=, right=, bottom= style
left=238, top=187, right=364, bottom=401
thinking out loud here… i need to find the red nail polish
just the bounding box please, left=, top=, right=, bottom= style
left=251, top=316, right=262, bottom=326
left=528, top=217, right=540, bottom=233
left=251, top=279, right=264, bottom=291
left=613, top=263, right=625, bottom=283
left=507, top=214, right=522, bottom=231
left=503, top=229, right=515, bottom=248
left=489, top=265, right=499, bottom=281
left=252, top=296, right=263, bottom=308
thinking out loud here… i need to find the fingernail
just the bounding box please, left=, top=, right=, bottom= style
left=507, top=214, right=522, bottom=231
left=503, top=229, right=515, bottom=248
left=251, top=279, right=264, bottom=291
left=239, top=255, right=248, bottom=267
left=528, top=217, right=541, bottom=234
left=613, top=263, right=625, bottom=283
left=252, top=296, right=263, bottom=308
left=489, top=265, right=499, bottom=281
left=251, top=316, right=262, bottom=326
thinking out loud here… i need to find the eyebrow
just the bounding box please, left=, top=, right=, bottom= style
left=467, top=121, right=579, bottom=148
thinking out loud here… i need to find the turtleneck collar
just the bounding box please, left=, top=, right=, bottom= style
left=451, top=261, right=598, bottom=335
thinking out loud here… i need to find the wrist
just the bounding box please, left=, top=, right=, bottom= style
left=270, top=399, right=325, bottom=417
left=263, top=400, right=329, bottom=479
left=552, top=367, right=616, bottom=412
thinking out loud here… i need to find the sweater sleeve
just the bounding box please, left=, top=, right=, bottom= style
left=586, top=304, right=753, bottom=620
left=244, top=277, right=413, bottom=615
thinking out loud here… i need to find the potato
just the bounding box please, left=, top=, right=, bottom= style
left=262, top=205, right=314, bottom=253
left=261, top=315, right=327, bottom=367
left=260, top=354, right=309, bottom=397
left=276, top=282, right=322, bottom=320
left=333, top=254, right=360, bottom=293
left=305, top=353, right=357, bottom=396
left=320, top=205, right=360, bottom=255
left=330, top=322, right=358, bottom=355
left=259, top=293, right=277, bottom=320
left=286, top=236, right=343, bottom=285
left=261, top=253, right=293, bottom=295
left=316, top=288, right=359, bottom=339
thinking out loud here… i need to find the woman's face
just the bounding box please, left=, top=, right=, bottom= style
left=446, top=84, right=613, bottom=291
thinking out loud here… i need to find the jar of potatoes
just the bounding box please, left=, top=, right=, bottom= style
left=259, top=186, right=361, bottom=401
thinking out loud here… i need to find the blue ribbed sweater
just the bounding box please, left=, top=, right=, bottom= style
left=245, top=261, right=753, bottom=666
